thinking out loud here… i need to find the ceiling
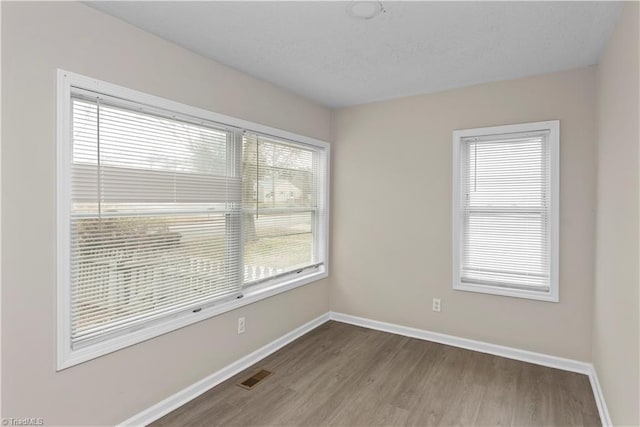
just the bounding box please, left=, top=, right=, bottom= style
left=88, top=1, right=623, bottom=108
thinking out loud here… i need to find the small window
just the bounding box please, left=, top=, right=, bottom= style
left=452, top=121, right=559, bottom=302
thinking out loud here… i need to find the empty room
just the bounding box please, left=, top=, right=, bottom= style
left=1, top=1, right=638, bottom=426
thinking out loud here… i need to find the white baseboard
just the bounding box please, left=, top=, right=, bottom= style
left=118, top=312, right=331, bottom=427
left=120, top=310, right=611, bottom=426
left=330, top=311, right=611, bottom=426
left=587, top=364, right=613, bottom=427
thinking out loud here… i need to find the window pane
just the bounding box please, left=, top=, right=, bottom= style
left=71, top=212, right=241, bottom=344
left=459, top=131, right=551, bottom=292
left=466, top=138, right=545, bottom=208
left=73, top=99, right=229, bottom=175
left=70, top=95, right=241, bottom=348
left=242, top=133, right=322, bottom=284
left=242, top=134, right=317, bottom=211
left=462, top=212, right=548, bottom=289
left=243, top=212, right=314, bottom=283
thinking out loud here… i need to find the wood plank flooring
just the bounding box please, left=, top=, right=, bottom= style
left=152, top=321, right=601, bottom=427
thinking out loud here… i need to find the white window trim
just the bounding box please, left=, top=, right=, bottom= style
left=56, top=70, right=330, bottom=370
left=452, top=120, right=559, bottom=303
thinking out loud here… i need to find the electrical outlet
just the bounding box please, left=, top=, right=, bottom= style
left=432, top=298, right=441, bottom=312
left=237, top=317, right=246, bottom=334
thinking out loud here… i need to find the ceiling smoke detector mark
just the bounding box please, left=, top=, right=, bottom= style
left=346, top=1, right=386, bottom=20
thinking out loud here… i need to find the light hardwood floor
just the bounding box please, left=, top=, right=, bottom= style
left=152, top=321, right=601, bottom=426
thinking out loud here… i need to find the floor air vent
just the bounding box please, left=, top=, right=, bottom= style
left=237, top=369, right=272, bottom=390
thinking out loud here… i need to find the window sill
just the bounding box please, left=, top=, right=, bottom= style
left=453, top=281, right=558, bottom=302
left=58, top=268, right=328, bottom=370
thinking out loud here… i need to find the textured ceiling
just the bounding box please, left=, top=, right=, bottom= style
left=88, top=1, right=623, bottom=108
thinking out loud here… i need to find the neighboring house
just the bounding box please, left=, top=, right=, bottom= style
left=256, top=178, right=302, bottom=204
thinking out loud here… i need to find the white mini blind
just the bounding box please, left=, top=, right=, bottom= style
left=459, top=131, right=551, bottom=291
left=241, top=132, right=325, bottom=285
left=70, top=90, right=242, bottom=348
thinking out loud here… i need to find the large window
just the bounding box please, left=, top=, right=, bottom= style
left=452, top=121, right=559, bottom=302
left=57, top=71, right=329, bottom=369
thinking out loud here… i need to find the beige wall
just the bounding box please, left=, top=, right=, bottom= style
left=1, top=2, right=331, bottom=425
left=2, top=1, right=638, bottom=425
left=331, top=67, right=597, bottom=361
left=594, top=2, right=640, bottom=425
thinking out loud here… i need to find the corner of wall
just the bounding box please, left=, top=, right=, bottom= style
left=593, top=1, right=640, bottom=425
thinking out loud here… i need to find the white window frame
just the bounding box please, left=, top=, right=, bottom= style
left=452, top=120, right=559, bottom=302
left=57, top=70, right=330, bottom=370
